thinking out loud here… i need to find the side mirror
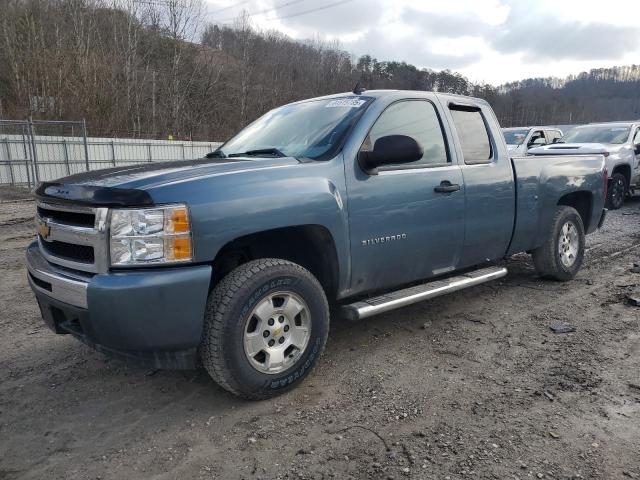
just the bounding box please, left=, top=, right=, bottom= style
left=552, top=138, right=560, bottom=144
left=359, top=135, right=424, bottom=174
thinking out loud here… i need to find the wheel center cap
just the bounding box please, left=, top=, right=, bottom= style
left=272, top=326, right=283, bottom=337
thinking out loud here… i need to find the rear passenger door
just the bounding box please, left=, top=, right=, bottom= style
left=445, top=103, right=515, bottom=268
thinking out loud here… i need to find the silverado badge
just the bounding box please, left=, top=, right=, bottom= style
left=38, top=219, right=51, bottom=240
left=361, top=233, right=407, bottom=246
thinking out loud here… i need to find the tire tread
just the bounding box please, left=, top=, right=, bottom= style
left=200, top=258, right=328, bottom=399
left=532, top=206, right=584, bottom=281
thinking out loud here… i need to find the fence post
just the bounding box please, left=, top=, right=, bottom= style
left=27, top=117, right=40, bottom=185
left=62, top=139, right=71, bottom=175
left=20, top=129, right=32, bottom=188
left=111, top=140, right=116, bottom=167
left=82, top=119, right=90, bottom=171
left=147, top=143, right=152, bottom=162
left=182, top=143, right=186, bottom=160
left=4, top=138, right=15, bottom=186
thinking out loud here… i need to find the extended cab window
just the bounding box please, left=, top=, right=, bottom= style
left=363, top=100, right=448, bottom=167
left=449, top=107, right=492, bottom=164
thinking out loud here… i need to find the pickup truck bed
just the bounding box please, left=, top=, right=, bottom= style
left=508, top=154, right=606, bottom=254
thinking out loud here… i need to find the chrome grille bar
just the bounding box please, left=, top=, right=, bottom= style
left=36, top=201, right=110, bottom=273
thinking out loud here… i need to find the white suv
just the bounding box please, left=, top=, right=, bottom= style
left=529, top=122, right=640, bottom=209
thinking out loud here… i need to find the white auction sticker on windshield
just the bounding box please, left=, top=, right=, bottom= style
left=325, top=98, right=367, bottom=108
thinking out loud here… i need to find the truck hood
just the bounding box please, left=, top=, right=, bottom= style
left=528, top=143, right=622, bottom=155
left=36, top=156, right=301, bottom=206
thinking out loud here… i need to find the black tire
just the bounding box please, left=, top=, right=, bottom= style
left=532, top=206, right=585, bottom=281
left=607, top=173, right=626, bottom=210
left=200, top=258, right=329, bottom=400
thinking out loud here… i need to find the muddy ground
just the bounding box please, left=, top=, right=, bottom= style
left=0, top=188, right=639, bottom=480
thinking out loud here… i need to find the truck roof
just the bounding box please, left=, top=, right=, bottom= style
left=287, top=89, right=490, bottom=108
left=502, top=126, right=562, bottom=131
left=585, top=121, right=639, bottom=127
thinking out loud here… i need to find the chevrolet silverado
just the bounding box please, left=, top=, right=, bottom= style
left=27, top=90, right=607, bottom=399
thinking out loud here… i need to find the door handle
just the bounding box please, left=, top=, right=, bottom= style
left=434, top=181, right=460, bottom=193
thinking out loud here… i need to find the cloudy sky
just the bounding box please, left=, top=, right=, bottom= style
left=204, top=0, right=640, bottom=85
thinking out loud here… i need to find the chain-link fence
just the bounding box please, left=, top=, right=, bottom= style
left=0, top=120, right=37, bottom=187
left=0, top=119, right=222, bottom=187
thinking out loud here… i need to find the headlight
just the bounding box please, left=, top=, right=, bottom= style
left=109, top=204, right=193, bottom=266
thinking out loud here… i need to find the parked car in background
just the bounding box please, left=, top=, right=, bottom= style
left=27, top=90, right=607, bottom=399
left=529, top=122, right=640, bottom=209
left=502, top=126, right=563, bottom=157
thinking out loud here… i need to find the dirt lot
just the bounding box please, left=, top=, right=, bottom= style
left=1, top=188, right=639, bottom=480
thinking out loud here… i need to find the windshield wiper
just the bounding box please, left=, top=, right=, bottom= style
left=228, top=148, right=287, bottom=158
left=206, top=149, right=226, bottom=158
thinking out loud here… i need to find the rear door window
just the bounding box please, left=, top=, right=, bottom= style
left=449, top=107, right=492, bottom=164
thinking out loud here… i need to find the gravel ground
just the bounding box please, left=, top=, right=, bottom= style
left=1, top=188, right=639, bottom=480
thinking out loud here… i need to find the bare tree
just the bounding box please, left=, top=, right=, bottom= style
left=1, top=0, right=639, bottom=140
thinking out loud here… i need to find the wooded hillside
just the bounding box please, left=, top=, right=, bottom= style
left=2, top=0, right=639, bottom=141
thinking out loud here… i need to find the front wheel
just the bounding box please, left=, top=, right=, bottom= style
left=607, top=173, right=626, bottom=210
left=200, top=258, right=329, bottom=399
left=532, top=206, right=585, bottom=281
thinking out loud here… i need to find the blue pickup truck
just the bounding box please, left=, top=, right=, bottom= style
left=27, top=90, right=607, bottom=399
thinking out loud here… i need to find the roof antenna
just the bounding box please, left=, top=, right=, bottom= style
left=353, top=79, right=366, bottom=95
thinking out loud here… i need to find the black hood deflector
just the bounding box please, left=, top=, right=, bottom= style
left=36, top=182, right=154, bottom=207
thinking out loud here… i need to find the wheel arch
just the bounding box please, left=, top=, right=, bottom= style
left=557, top=190, right=593, bottom=232
left=211, top=225, right=340, bottom=301
left=612, top=163, right=631, bottom=188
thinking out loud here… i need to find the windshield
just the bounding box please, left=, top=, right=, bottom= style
left=503, top=129, right=530, bottom=145
left=212, top=96, right=374, bottom=160
left=560, top=126, right=631, bottom=144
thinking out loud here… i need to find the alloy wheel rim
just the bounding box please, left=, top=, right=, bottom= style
left=558, top=221, right=579, bottom=267
left=243, top=291, right=311, bottom=374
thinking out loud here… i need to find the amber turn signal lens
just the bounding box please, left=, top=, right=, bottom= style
left=168, top=236, right=192, bottom=261
left=170, top=207, right=190, bottom=233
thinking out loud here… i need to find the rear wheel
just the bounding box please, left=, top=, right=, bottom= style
left=532, top=206, right=585, bottom=281
left=200, top=258, right=329, bottom=399
left=607, top=173, right=626, bottom=210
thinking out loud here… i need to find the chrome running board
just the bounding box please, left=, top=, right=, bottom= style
left=342, top=266, right=507, bottom=320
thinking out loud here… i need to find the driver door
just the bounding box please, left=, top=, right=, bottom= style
left=345, top=99, right=465, bottom=295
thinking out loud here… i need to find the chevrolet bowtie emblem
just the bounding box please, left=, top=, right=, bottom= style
left=38, top=219, right=51, bottom=240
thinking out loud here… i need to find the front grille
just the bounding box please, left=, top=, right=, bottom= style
left=37, top=206, right=95, bottom=227
left=40, top=239, right=95, bottom=264
left=36, top=201, right=108, bottom=273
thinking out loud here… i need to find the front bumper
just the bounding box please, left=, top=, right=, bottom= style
left=26, top=242, right=211, bottom=369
